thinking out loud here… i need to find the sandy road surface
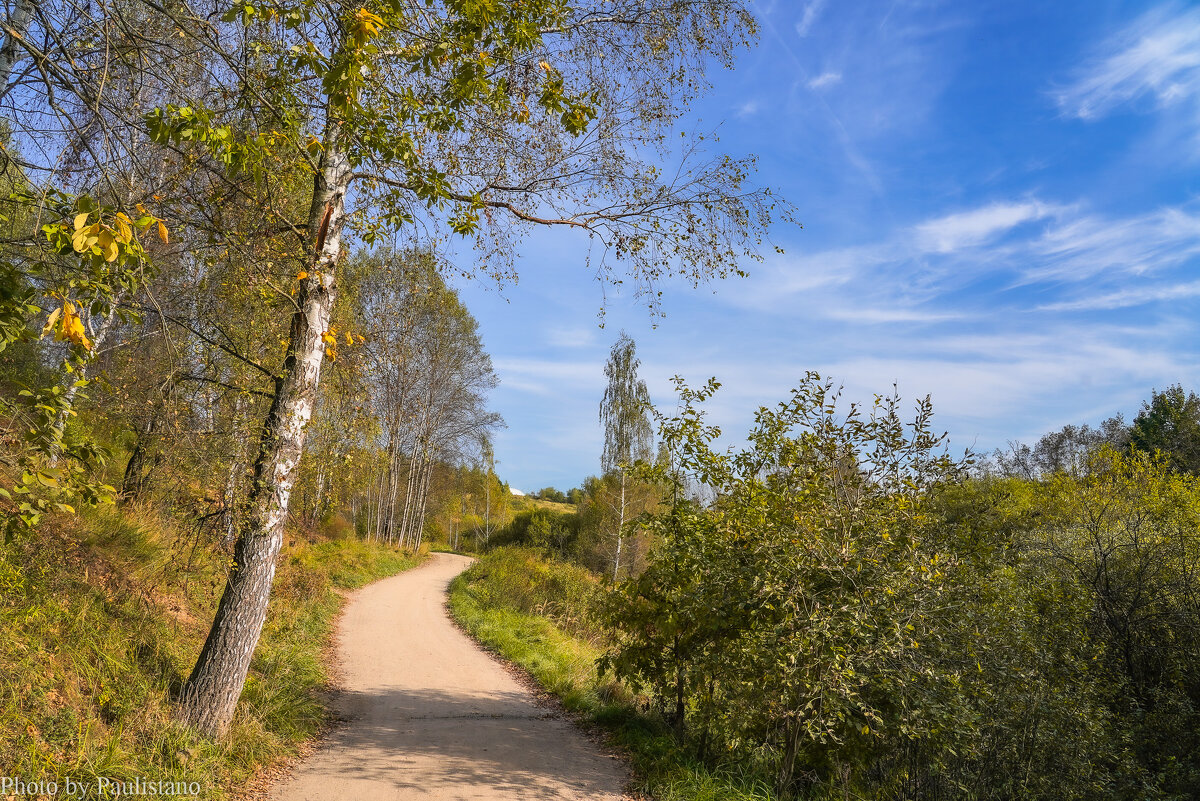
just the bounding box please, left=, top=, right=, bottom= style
left=269, top=552, right=627, bottom=800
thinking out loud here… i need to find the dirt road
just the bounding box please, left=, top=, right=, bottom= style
left=269, top=552, right=627, bottom=800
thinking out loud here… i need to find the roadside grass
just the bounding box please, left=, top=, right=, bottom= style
left=0, top=503, right=422, bottom=798
left=447, top=547, right=777, bottom=801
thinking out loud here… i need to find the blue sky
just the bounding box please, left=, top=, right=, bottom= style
left=453, top=0, right=1200, bottom=493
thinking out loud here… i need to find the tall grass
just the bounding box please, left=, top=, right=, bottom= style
left=448, top=547, right=777, bottom=801
left=0, top=503, right=422, bottom=798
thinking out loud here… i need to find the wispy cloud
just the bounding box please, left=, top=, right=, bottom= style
left=807, top=71, right=842, bottom=90
left=820, top=329, right=1185, bottom=426
left=1022, top=206, right=1200, bottom=283
left=545, top=326, right=596, bottom=348
left=821, top=306, right=965, bottom=324
left=736, top=99, right=760, bottom=118
left=1037, top=279, right=1200, bottom=312
left=795, top=0, right=828, bottom=37
left=914, top=201, right=1059, bottom=254
left=492, top=358, right=602, bottom=396
left=726, top=197, right=1200, bottom=318
left=1056, top=4, right=1200, bottom=120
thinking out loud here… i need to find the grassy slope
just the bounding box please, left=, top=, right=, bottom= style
left=508, top=495, right=576, bottom=515
left=0, top=503, right=422, bottom=798
left=447, top=548, right=775, bottom=801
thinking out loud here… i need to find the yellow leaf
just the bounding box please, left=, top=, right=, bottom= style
left=861, top=725, right=869, bottom=735
left=352, top=8, right=385, bottom=43
left=135, top=202, right=148, bottom=215
left=114, top=212, right=133, bottom=242
left=59, top=302, right=92, bottom=350
left=97, top=229, right=119, bottom=262
left=41, top=307, right=62, bottom=339
left=296, top=270, right=308, bottom=281
left=538, top=60, right=551, bottom=72
left=73, top=212, right=89, bottom=231
left=344, top=331, right=353, bottom=345
left=157, top=220, right=169, bottom=244
left=325, top=347, right=335, bottom=360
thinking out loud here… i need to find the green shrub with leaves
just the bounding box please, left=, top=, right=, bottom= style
left=600, top=374, right=977, bottom=794
left=598, top=376, right=1200, bottom=799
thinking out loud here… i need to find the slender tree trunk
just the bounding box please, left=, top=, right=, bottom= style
left=402, top=454, right=419, bottom=548
left=175, top=122, right=350, bottom=737
left=370, top=460, right=385, bottom=540
left=365, top=472, right=378, bottom=541
left=309, top=465, right=326, bottom=526
left=776, top=716, right=803, bottom=797
left=121, top=414, right=159, bottom=502
left=613, top=470, right=626, bottom=581
left=0, top=0, right=34, bottom=101
left=413, top=454, right=433, bottom=549
left=398, top=447, right=418, bottom=546
left=484, top=470, right=491, bottom=547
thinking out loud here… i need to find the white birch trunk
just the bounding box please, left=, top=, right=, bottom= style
left=613, top=470, right=626, bottom=581
left=0, top=0, right=34, bottom=100
left=175, top=120, right=350, bottom=737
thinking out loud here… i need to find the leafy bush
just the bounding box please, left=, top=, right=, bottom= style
left=490, top=508, right=581, bottom=558
left=599, top=376, right=1200, bottom=799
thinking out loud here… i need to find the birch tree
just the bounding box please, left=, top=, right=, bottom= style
left=599, top=332, right=653, bottom=579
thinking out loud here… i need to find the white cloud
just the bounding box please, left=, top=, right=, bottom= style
left=1022, top=206, right=1200, bottom=283
left=913, top=201, right=1058, bottom=254
left=821, top=332, right=1183, bottom=426
left=821, top=306, right=965, bottom=324
left=807, top=71, right=842, bottom=90
left=729, top=197, right=1200, bottom=319
left=545, top=326, right=595, bottom=348
left=795, top=0, right=828, bottom=37
left=493, top=357, right=603, bottom=396
left=1057, top=5, right=1200, bottom=120
left=736, top=100, right=760, bottom=118
left=641, top=326, right=1190, bottom=462
left=1037, top=279, right=1200, bottom=312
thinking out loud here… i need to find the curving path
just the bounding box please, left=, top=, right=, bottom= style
left=270, top=552, right=627, bottom=800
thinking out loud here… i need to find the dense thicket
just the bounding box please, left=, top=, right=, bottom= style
left=483, top=376, right=1200, bottom=800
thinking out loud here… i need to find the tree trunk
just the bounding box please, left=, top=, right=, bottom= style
left=613, top=470, right=626, bottom=581
left=174, top=122, right=350, bottom=737
left=0, top=0, right=34, bottom=101
left=483, top=469, right=491, bottom=547
left=309, top=464, right=326, bottom=526
left=120, top=415, right=159, bottom=502
left=776, top=716, right=803, bottom=797
left=413, top=453, right=433, bottom=549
